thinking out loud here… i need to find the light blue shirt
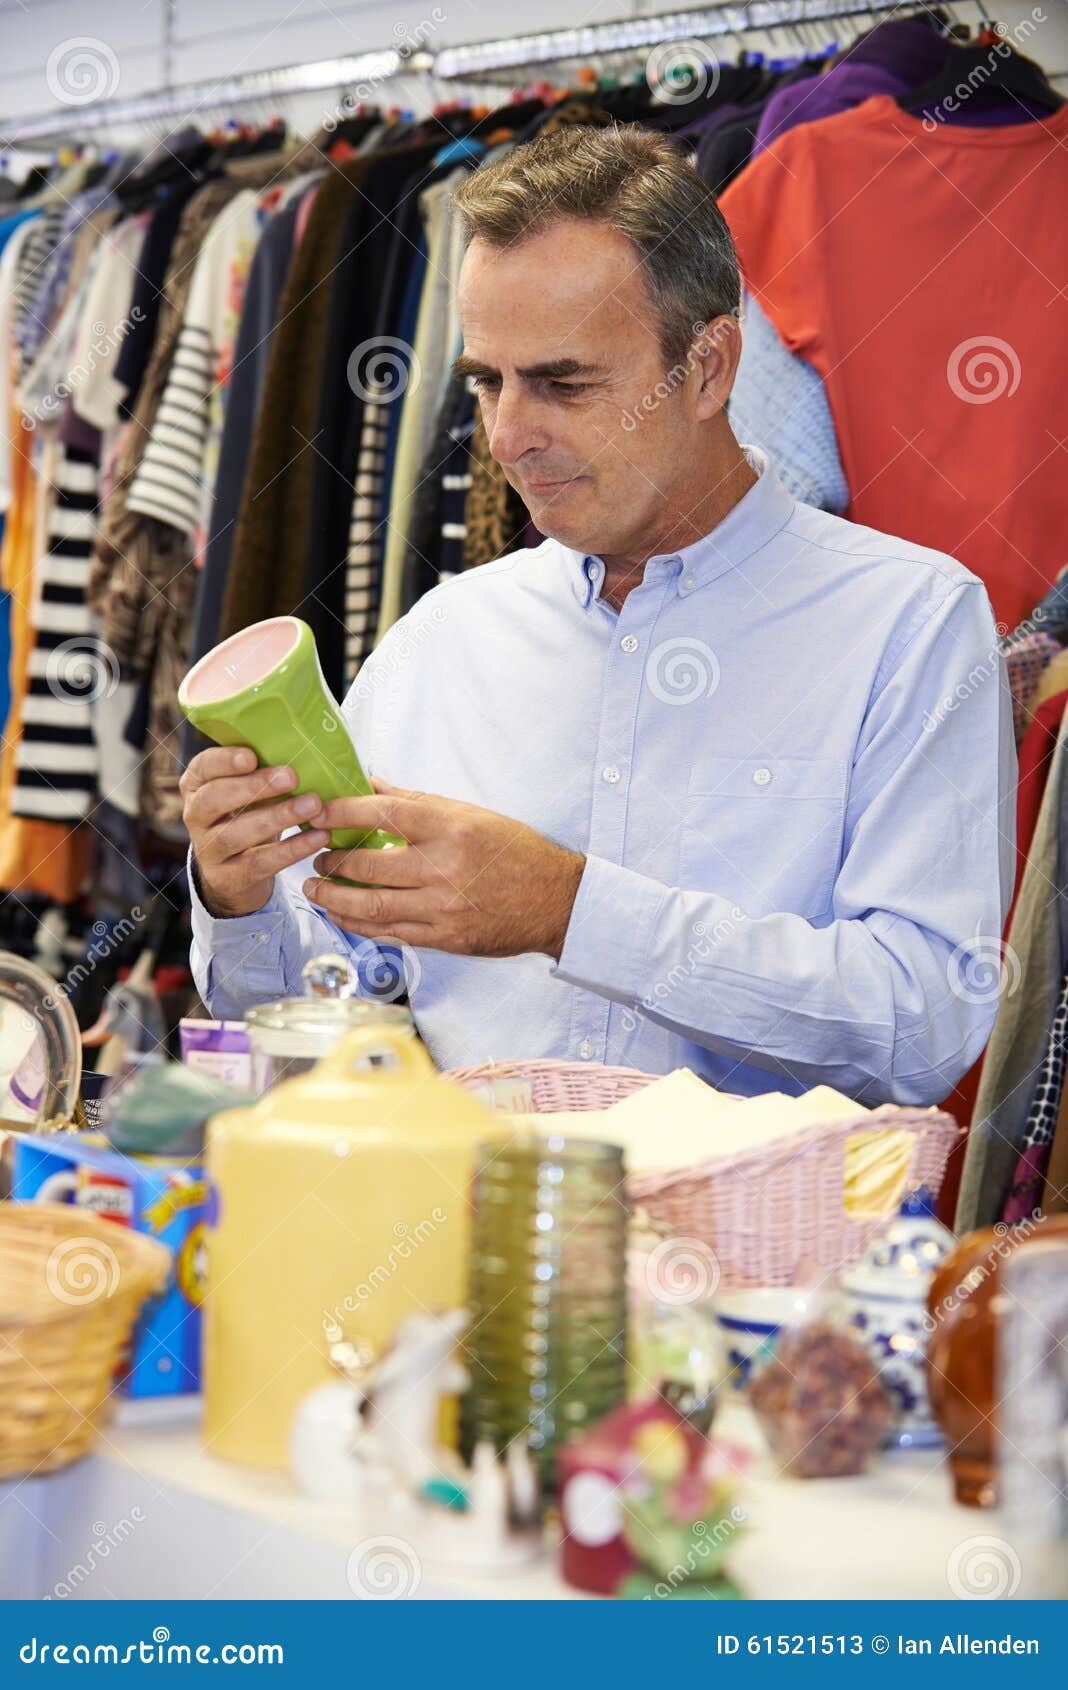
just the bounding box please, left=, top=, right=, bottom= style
left=190, top=448, right=1017, bottom=1105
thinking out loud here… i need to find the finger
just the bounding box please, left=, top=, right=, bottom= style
left=302, top=878, right=436, bottom=928
left=204, top=792, right=326, bottom=862
left=312, top=844, right=425, bottom=886
left=319, top=793, right=433, bottom=843
left=185, top=764, right=299, bottom=831
left=242, top=829, right=331, bottom=881
left=369, top=774, right=425, bottom=800
left=180, top=745, right=257, bottom=795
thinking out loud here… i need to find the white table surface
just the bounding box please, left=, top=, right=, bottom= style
left=1, top=1395, right=1020, bottom=1602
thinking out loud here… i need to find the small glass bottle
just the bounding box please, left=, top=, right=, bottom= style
left=462, top=1133, right=628, bottom=1494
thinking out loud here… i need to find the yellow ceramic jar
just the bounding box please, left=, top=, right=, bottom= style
left=202, top=1023, right=497, bottom=1468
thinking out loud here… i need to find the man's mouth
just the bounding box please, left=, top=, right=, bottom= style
left=524, top=475, right=584, bottom=495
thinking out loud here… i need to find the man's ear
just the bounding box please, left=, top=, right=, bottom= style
left=693, top=309, right=743, bottom=420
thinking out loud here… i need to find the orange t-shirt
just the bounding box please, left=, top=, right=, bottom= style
left=719, top=95, right=1068, bottom=630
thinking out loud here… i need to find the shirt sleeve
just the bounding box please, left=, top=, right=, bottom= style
left=552, top=580, right=1018, bottom=1106
left=188, top=630, right=409, bottom=1019
left=729, top=292, right=848, bottom=513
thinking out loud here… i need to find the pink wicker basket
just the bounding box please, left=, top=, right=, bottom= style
left=629, top=1104, right=961, bottom=1289
left=442, top=1057, right=654, bottom=1112
left=444, top=1060, right=962, bottom=1289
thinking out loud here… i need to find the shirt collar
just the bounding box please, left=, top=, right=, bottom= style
left=565, top=445, right=795, bottom=609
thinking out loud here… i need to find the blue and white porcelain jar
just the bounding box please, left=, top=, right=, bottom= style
left=842, top=1188, right=957, bottom=1450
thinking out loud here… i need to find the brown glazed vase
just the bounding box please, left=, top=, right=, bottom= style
left=926, top=1216, right=1068, bottom=1507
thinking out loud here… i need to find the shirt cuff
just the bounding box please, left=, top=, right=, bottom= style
left=187, top=847, right=291, bottom=1001
left=551, top=853, right=667, bottom=1001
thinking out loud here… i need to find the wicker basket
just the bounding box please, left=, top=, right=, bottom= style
left=444, top=1060, right=961, bottom=1289
left=443, top=1056, right=655, bottom=1112
left=629, top=1105, right=961, bottom=1289
left=0, top=1203, right=172, bottom=1479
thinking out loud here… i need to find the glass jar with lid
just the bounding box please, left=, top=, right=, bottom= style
left=244, top=952, right=414, bottom=1091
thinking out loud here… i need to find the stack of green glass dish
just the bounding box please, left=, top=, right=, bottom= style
left=462, top=1132, right=628, bottom=1493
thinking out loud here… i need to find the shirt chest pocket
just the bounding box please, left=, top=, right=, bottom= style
left=679, top=755, right=848, bottom=919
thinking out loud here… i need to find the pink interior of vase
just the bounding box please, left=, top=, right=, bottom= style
left=181, top=618, right=301, bottom=706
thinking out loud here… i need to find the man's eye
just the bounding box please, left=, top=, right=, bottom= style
left=470, top=374, right=499, bottom=394
left=549, top=381, right=589, bottom=396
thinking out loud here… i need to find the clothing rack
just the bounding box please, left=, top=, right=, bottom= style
left=1, top=0, right=985, bottom=144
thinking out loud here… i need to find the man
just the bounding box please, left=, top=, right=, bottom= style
left=185, top=125, right=1015, bottom=1105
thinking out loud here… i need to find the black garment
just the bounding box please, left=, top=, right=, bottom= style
left=404, top=368, right=476, bottom=610
left=113, top=178, right=202, bottom=418
left=695, top=101, right=769, bottom=196
left=301, top=143, right=440, bottom=696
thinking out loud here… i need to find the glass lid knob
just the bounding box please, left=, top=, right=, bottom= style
left=301, top=952, right=357, bottom=1001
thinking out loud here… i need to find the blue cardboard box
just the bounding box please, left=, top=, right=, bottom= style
left=8, top=1133, right=206, bottom=1397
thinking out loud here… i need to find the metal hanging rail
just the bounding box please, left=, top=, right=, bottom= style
left=1, top=1, right=970, bottom=145
left=433, top=0, right=926, bottom=78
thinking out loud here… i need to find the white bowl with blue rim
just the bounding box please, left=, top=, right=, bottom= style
left=712, top=1287, right=835, bottom=1392
left=842, top=1187, right=957, bottom=1450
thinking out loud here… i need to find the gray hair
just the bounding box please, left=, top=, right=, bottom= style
left=452, top=123, right=741, bottom=369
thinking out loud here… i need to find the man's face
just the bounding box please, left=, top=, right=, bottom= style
left=456, top=218, right=726, bottom=560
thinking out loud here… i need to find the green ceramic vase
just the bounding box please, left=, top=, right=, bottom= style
left=178, top=617, right=404, bottom=852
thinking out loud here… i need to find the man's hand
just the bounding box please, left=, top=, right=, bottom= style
left=181, top=747, right=331, bottom=918
left=302, top=778, right=587, bottom=960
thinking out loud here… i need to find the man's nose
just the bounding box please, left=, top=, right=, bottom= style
left=486, top=386, right=545, bottom=468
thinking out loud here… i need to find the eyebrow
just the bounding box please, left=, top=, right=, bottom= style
left=453, top=353, right=603, bottom=382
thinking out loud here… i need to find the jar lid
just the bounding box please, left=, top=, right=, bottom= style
left=245, top=997, right=412, bottom=1057
left=244, top=951, right=412, bottom=1057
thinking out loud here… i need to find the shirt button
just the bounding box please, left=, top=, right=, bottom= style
left=602, top=765, right=621, bottom=784
left=578, top=1038, right=594, bottom=1060
left=620, top=634, right=638, bottom=653
left=753, top=767, right=773, bottom=787
left=682, top=573, right=696, bottom=590
left=255, top=931, right=269, bottom=943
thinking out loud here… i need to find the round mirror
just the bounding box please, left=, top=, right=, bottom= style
left=0, top=953, right=82, bottom=1133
